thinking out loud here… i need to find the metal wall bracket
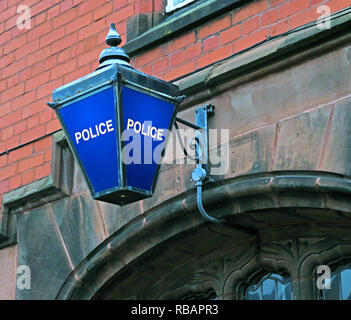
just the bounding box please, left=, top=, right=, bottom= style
left=175, top=104, right=224, bottom=224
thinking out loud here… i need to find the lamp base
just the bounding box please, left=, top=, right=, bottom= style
left=94, top=188, right=153, bottom=206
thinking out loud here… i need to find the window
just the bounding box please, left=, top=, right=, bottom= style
left=244, top=273, right=293, bottom=300
left=166, top=0, right=197, bottom=13
left=318, top=265, right=351, bottom=300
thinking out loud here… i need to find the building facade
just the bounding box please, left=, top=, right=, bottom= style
left=1, top=0, right=351, bottom=299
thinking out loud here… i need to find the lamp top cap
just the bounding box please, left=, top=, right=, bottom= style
left=98, top=23, right=131, bottom=70
left=106, top=23, right=122, bottom=46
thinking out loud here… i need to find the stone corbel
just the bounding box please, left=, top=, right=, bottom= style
left=0, top=131, right=73, bottom=249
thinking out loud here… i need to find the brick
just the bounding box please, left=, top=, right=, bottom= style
left=0, top=30, right=11, bottom=47
left=22, top=169, right=35, bottom=185
left=46, top=118, right=61, bottom=134
left=135, top=47, right=164, bottom=68
left=6, top=74, right=18, bottom=89
left=10, top=25, right=25, bottom=39
left=233, top=0, right=269, bottom=23
left=185, top=43, right=202, bottom=60
left=0, top=154, right=7, bottom=168
left=0, top=53, right=14, bottom=69
left=107, top=4, right=134, bottom=23
left=0, top=136, right=19, bottom=153
left=0, top=163, right=17, bottom=180
left=78, top=18, right=105, bottom=41
left=39, top=110, right=53, bottom=125
left=233, top=28, right=269, bottom=53
left=78, top=46, right=103, bottom=67
left=9, top=174, right=21, bottom=190
left=31, top=55, right=57, bottom=76
left=4, top=77, right=17, bottom=97
left=8, top=144, right=33, bottom=163
left=289, top=8, right=320, bottom=30
left=3, top=34, right=26, bottom=54
left=18, top=153, right=44, bottom=173
left=73, top=0, right=85, bottom=6
left=84, top=34, right=99, bottom=51
left=20, top=125, right=46, bottom=145
left=1, top=126, right=14, bottom=141
left=113, top=0, right=128, bottom=10
left=271, top=20, right=289, bottom=36
left=153, top=57, right=169, bottom=74
left=164, top=60, right=197, bottom=81
left=198, top=15, right=231, bottom=39
left=47, top=5, right=60, bottom=20
left=18, top=68, right=32, bottom=83
left=0, top=180, right=9, bottom=195
left=140, top=64, right=153, bottom=75
left=44, top=148, right=52, bottom=162
left=135, top=0, right=153, bottom=14
left=270, top=0, right=285, bottom=6
left=31, top=1, right=57, bottom=17
left=0, top=110, right=22, bottom=128
left=26, top=46, right=51, bottom=67
left=63, top=64, right=91, bottom=84
left=12, top=91, right=36, bottom=110
left=261, top=9, right=279, bottom=26
left=79, top=0, right=106, bottom=16
left=0, top=1, right=7, bottom=11
left=35, top=11, right=47, bottom=26
left=4, top=13, right=19, bottom=31
left=34, top=162, right=51, bottom=180
left=65, top=13, right=92, bottom=34
left=197, top=45, right=232, bottom=69
left=0, top=6, right=16, bottom=24
left=0, top=103, right=11, bottom=118
left=280, top=0, right=310, bottom=19
left=40, top=26, right=65, bottom=48
left=37, top=79, right=63, bottom=100
left=170, top=50, right=186, bottom=67
left=60, top=0, right=73, bottom=13
left=34, top=136, right=51, bottom=152
left=57, top=48, right=71, bottom=64
left=93, top=2, right=112, bottom=21
left=27, top=115, right=40, bottom=129
left=24, top=71, right=50, bottom=92
left=2, top=58, right=25, bottom=78
left=242, top=16, right=260, bottom=35
left=50, top=59, right=77, bottom=80
left=220, top=24, right=241, bottom=45
left=0, top=80, right=6, bottom=93
left=52, top=32, right=79, bottom=53
left=165, top=32, right=195, bottom=54
left=53, top=7, right=77, bottom=29
left=326, top=0, right=351, bottom=14
left=22, top=101, right=47, bottom=120
left=71, top=41, right=85, bottom=58
left=203, top=35, right=220, bottom=52
left=0, top=82, right=24, bottom=104
left=14, top=121, right=27, bottom=135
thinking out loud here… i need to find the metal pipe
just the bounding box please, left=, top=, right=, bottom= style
left=196, top=180, right=224, bottom=224
left=175, top=117, right=202, bottom=130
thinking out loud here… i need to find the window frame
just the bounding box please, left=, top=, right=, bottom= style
left=165, top=0, right=197, bottom=13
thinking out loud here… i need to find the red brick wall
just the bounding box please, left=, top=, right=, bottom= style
left=0, top=0, right=350, bottom=210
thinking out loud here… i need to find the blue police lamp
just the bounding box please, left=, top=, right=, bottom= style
left=47, top=23, right=183, bottom=205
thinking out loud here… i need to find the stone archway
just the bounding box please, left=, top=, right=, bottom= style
left=56, top=171, right=351, bottom=300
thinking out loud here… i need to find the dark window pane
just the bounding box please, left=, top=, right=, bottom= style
left=319, top=264, right=351, bottom=300
left=341, top=269, right=351, bottom=300
left=245, top=273, right=292, bottom=300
